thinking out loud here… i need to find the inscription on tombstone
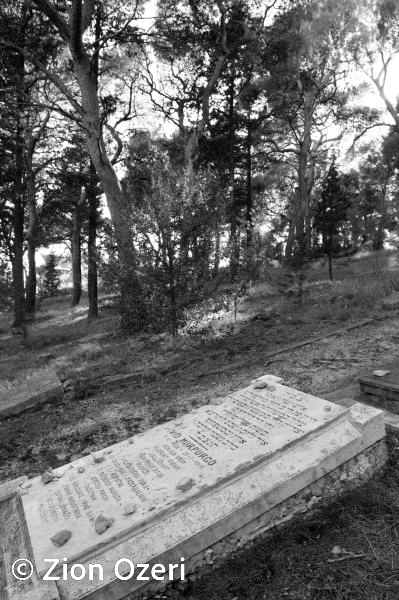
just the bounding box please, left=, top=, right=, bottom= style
left=22, top=381, right=348, bottom=576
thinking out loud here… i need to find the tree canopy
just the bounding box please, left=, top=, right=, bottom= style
left=0, top=0, right=399, bottom=333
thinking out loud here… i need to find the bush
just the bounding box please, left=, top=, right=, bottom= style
left=42, top=253, right=61, bottom=298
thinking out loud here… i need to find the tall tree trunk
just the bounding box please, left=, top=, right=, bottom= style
left=73, top=56, right=146, bottom=331
left=12, top=148, right=25, bottom=329
left=285, top=218, right=295, bottom=259
left=228, top=70, right=239, bottom=282
left=246, top=114, right=253, bottom=248
left=12, top=48, right=25, bottom=329
left=167, top=243, right=178, bottom=336
left=296, top=88, right=314, bottom=257
left=71, top=192, right=82, bottom=306
left=285, top=189, right=297, bottom=260
left=213, top=227, right=220, bottom=277
left=375, top=174, right=389, bottom=250
left=328, top=249, right=333, bottom=281
left=87, top=160, right=98, bottom=320
left=25, top=161, right=37, bottom=314
left=25, top=109, right=49, bottom=315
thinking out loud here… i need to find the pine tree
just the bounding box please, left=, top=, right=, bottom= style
left=43, top=253, right=61, bottom=298
left=315, top=162, right=350, bottom=280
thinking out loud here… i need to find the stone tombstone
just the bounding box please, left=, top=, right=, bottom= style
left=0, top=369, right=62, bottom=419
left=0, top=375, right=386, bottom=600
left=359, top=363, right=399, bottom=403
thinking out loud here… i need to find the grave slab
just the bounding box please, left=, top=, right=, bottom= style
left=323, top=378, right=399, bottom=434
left=1, top=375, right=386, bottom=600
left=359, top=362, right=399, bottom=403
left=0, top=369, right=63, bottom=419
left=382, top=292, right=399, bottom=310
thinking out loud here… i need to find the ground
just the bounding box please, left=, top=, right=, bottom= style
left=1, top=249, right=399, bottom=599
left=185, top=435, right=399, bottom=600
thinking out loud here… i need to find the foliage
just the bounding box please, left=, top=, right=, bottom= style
left=42, top=252, right=61, bottom=298
left=0, top=0, right=399, bottom=331
left=123, top=134, right=226, bottom=334
left=314, top=162, right=351, bottom=279
left=0, top=261, right=12, bottom=310
left=342, top=145, right=398, bottom=252
left=97, top=222, right=120, bottom=293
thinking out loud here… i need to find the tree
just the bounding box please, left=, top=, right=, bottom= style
left=368, top=0, right=399, bottom=134
left=43, top=252, right=60, bottom=297
left=149, top=0, right=232, bottom=168
left=25, top=108, right=50, bottom=314
left=343, top=0, right=399, bottom=136
left=146, top=0, right=262, bottom=280
left=314, top=161, right=350, bottom=280
left=0, top=3, right=28, bottom=328
left=123, top=133, right=224, bottom=334
left=0, top=1, right=57, bottom=323
left=86, top=160, right=100, bottom=320
left=341, top=143, right=398, bottom=254
left=3, top=0, right=148, bottom=330
left=38, top=126, right=102, bottom=316
left=40, top=132, right=88, bottom=306
left=259, top=0, right=369, bottom=262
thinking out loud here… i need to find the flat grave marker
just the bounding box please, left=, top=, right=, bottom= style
left=22, top=376, right=350, bottom=575
left=1, top=375, right=386, bottom=600
left=359, top=361, right=399, bottom=403
left=0, top=368, right=63, bottom=419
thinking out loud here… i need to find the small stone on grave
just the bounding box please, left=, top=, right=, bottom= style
left=92, top=452, right=105, bottom=463
left=94, top=514, right=114, bottom=534
left=122, top=502, right=136, bottom=515
left=51, top=530, right=72, bottom=547
left=41, top=468, right=58, bottom=484
left=176, top=477, right=195, bottom=492
left=373, top=370, right=390, bottom=377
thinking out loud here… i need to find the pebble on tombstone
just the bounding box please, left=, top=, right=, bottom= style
left=92, top=452, right=105, bottom=464
left=176, top=477, right=195, bottom=492
left=252, top=380, right=275, bottom=390
left=20, top=481, right=32, bottom=490
left=372, top=370, right=391, bottom=377
left=41, top=468, right=59, bottom=484
left=122, top=502, right=137, bottom=515
left=51, top=529, right=72, bottom=547
left=209, top=398, right=223, bottom=405
left=94, top=514, right=115, bottom=534
left=53, top=468, right=66, bottom=478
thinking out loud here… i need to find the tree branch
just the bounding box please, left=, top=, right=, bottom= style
left=31, top=0, right=70, bottom=42
left=0, top=39, right=83, bottom=114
